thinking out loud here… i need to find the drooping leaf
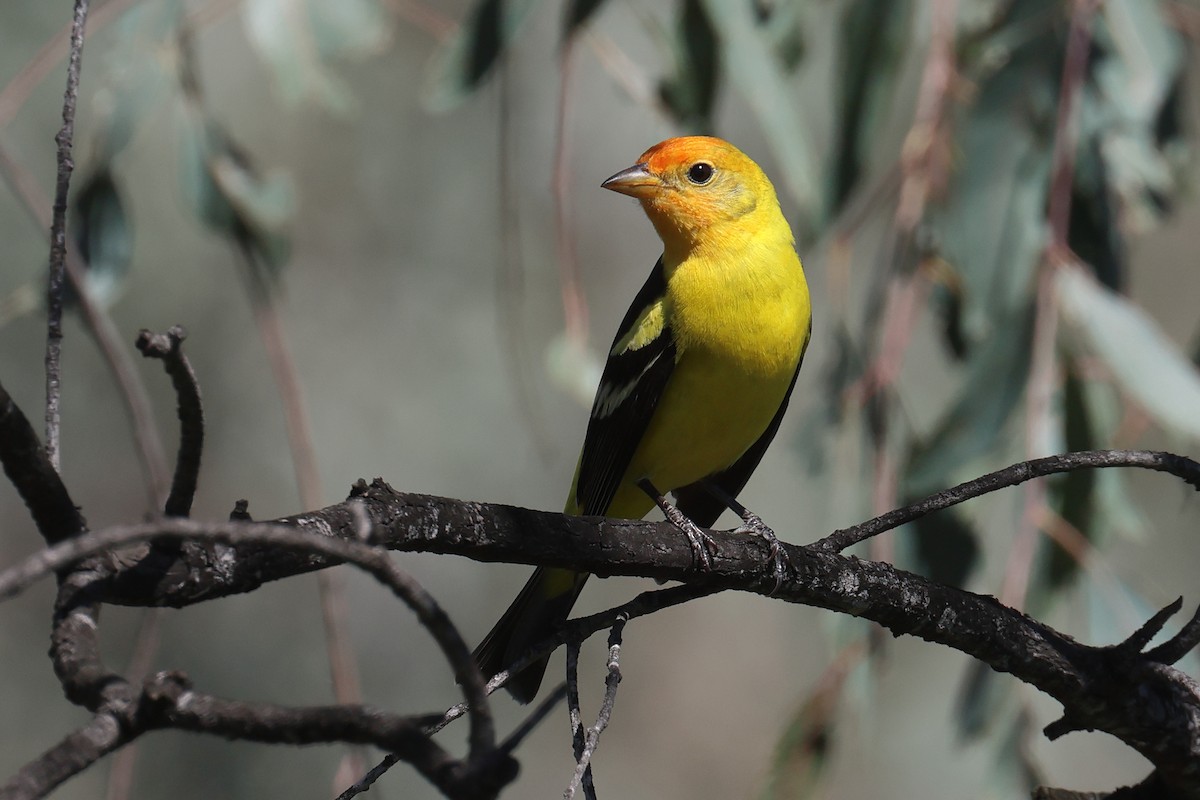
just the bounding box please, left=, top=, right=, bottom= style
left=244, top=0, right=389, bottom=114
left=955, top=660, right=1008, bottom=741
left=68, top=169, right=133, bottom=309
left=659, top=0, right=720, bottom=126
left=423, top=0, right=543, bottom=113
left=1041, top=368, right=1096, bottom=591
left=563, top=0, right=607, bottom=39
left=904, top=302, right=1034, bottom=497
left=756, top=0, right=806, bottom=72
left=1068, top=138, right=1125, bottom=291
left=989, top=707, right=1044, bottom=796
left=828, top=0, right=910, bottom=211
left=88, top=2, right=183, bottom=160
left=698, top=0, right=819, bottom=223
left=905, top=506, right=980, bottom=589
left=929, top=5, right=1058, bottom=344
left=1056, top=263, right=1200, bottom=442
left=178, top=108, right=295, bottom=281
left=759, top=647, right=861, bottom=800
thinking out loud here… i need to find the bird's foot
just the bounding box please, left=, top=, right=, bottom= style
left=638, top=479, right=717, bottom=571
left=734, top=509, right=791, bottom=594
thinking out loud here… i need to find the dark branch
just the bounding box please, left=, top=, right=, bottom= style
left=3, top=443, right=1200, bottom=795
left=29, top=531, right=514, bottom=800
left=136, top=326, right=203, bottom=517
left=1147, top=603, right=1200, bottom=666
left=816, top=450, right=1200, bottom=553
left=44, top=0, right=90, bottom=471
left=1, top=714, right=128, bottom=800
left=0, top=382, right=86, bottom=544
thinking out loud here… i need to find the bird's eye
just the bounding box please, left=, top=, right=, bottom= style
left=687, top=162, right=714, bottom=185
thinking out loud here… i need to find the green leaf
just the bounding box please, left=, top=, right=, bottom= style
left=904, top=302, right=1034, bottom=497
left=1056, top=264, right=1200, bottom=442
left=828, top=0, right=910, bottom=211
left=69, top=169, right=133, bottom=309
left=954, top=660, right=1009, bottom=741
left=659, top=0, right=720, bottom=126
left=905, top=507, right=980, bottom=589
left=1041, top=369, right=1096, bottom=591
left=989, top=707, right=1044, bottom=796
left=244, top=0, right=389, bottom=114
left=698, top=0, right=819, bottom=223
left=929, top=19, right=1057, bottom=343
left=89, top=1, right=184, bottom=160
left=759, top=649, right=860, bottom=800
left=563, top=0, right=607, bottom=39
left=177, top=108, right=295, bottom=278
left=423, top=0, right=543, bottom=113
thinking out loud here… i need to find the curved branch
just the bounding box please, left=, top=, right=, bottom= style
left=815, top=450, right=1200, bottom=552
left=136, top=326, right=203, bottom=517
left=3, top=450, right=1200, bottom=796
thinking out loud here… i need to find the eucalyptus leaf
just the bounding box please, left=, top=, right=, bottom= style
left=177, top=107, right=295, bottom=279
left=423, top=0, right=543, bottom=113
left=69, top=169, right=133, bottom=309
left=929, top=26, right=1056, bottom=343
left=955, top=660, right=1008, bottom=741
left=659, top=0, right=719, bottom=126
left=1041, top=370, right=1096, bottom=591
left=905, top=506, right=980, bottom=589
left=904, top=303, right=1033, bottom=497
left=758, top=651, right=857, bottom=800
left=698, top=0, right=819, bottom=223
left=1056, top=264, right=1200, bottom=442
left=829, top=0, right=910, bottom=211
left=244, top=0, right=385, bottom=114
left=563, top=0, right=607, bottom=39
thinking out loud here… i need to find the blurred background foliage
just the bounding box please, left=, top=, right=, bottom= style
left=1, top=0, right=1199, bottom=798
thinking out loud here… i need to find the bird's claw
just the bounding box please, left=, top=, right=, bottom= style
left=736, top=511, right=791, bottom=593
left=658, top=497, right=717, bottom=571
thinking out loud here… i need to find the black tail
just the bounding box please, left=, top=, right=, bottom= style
left=473, top=566, right=586, bottom=704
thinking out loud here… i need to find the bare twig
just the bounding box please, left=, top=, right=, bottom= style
left=1146, top=603, right=1200, bottom=666
left=44, top=0, right=91, bottom=472
left=136, top=327, right=203, bottom=517
left=0, top=0, right=135, bottom=131
left=0, top=517, right=496, bottom=758
left=564, top=640, right=597, bottom=799
left=816, top=450, right=1199, bottom=553
left=565, top=618, right=626, bottom=800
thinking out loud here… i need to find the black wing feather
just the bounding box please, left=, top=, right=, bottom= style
left=575, top=259, right=676, bottom=516
left=672, top=318, right=812, bottom=527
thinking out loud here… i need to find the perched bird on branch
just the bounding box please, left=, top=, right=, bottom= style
left=475, top=136, right=812, bottom=702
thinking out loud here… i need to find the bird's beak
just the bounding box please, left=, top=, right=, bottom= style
left=601, top=163, right=660, bottom=198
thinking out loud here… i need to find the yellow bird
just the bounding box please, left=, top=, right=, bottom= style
left=474, top=136, right=812, bottom=702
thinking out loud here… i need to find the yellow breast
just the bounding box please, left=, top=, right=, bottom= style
left=603, top=240, right=811, bottom=519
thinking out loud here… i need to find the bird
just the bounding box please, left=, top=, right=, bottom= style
left=474, top=136, right=812, bottom=703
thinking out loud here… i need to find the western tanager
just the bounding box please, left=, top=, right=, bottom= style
left=475, top=136, right=812, bottom=702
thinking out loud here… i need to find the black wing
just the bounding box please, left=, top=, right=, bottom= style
left=575, top=259, right=677, bottom=516
left=672, top=317, right=812, bottom=527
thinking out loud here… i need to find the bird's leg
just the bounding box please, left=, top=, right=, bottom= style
left=637, top=478, right=717, bottom=571
left=701, top=481, right=791, bottom=592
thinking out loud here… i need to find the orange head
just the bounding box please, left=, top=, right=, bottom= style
left=601, top=136, right=783, bottom=256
